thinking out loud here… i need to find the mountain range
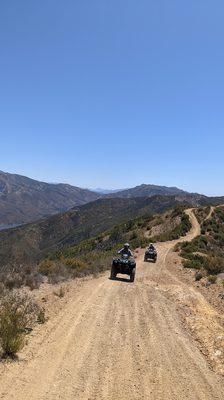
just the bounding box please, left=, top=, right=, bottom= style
left=106, top=184, right=188, bottom=198
left=0, top=171, right=100, bottom=227
left=92, top=188, right=125, bottom=195
left=1, top=170, right=223, bottom=229
left=0, top=170, right=224, bottom=268
left=0, top=171, right=201, bottom=228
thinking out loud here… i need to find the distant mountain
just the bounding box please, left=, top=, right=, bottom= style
left=93, top=188, right=125, bottom=195
left=105, top=184, right=223, bottom=208
left=0, top=171, right=100, bottom=226
left=106, top=184, right=190, bottom=198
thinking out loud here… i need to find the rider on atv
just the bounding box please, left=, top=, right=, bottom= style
left=118, top=243, right=133, bottom=258
left=144, top=243, right=157, bottom=263
left=148, top=243, right=156, bottom=252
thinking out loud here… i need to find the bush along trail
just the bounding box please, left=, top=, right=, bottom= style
left=0, top=209, right=224, bottom=400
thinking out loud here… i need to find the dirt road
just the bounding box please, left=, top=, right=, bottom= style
left=0, top=209, right=224, bottom=400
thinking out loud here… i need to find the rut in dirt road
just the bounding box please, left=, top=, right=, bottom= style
left=0, top=209, right=224, bottom=400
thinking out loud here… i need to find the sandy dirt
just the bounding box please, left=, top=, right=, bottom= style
left=0, top=209, right=224, bottom=400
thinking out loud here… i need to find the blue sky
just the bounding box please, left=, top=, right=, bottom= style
left=0, top=1, right=223, bottom=195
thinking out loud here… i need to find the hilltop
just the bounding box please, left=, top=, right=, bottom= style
left=106, top=183, right=192, bottom=198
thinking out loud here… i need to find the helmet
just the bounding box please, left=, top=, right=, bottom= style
left=124, top=243, right=130, bottom=248
left=149, top=243, right=154, bottom=247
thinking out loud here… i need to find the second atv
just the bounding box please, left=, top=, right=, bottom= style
left=144, top=248, right=157, bottom=263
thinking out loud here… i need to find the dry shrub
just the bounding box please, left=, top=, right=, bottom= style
left=0, top=283, right=5, bottom=298
left=204, top=256, right=224, bottom=275
left=207, top=275, right=217, bottom=284
left=0, top=264, right=42, bottom=291
left=64, top=258, right=87, bottom=270
left=0, top=290, right=39, bottom=358
left=37, top=308, right=47, bottom=324
left=24, top=274, right=41, bottom=290
left=53, top=286, right=65, bottom=298
left=38, top=260, right=55, bottom=275
left=195, top=271, right=203, bottom=281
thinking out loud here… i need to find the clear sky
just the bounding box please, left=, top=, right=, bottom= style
left=0, top=1, right=223, bottom=195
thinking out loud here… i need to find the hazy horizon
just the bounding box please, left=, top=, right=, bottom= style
left=0, top=168, right=223, bottom=197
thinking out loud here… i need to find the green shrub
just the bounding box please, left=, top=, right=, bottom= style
left=204, top=256, right=224, bottom=275
left=183, top=259, right=202, bottom=269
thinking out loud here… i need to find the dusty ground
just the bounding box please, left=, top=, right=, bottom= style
left=0, top=209, right=224, bottom=400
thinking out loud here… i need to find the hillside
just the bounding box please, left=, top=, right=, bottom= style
left=37, top=206, right=191, bottom=284
left=1, top=191, right=224, bottom=271
left=177, top=205, right=224, bottom=277
left=0, top=195, right=188, bottom=268
left=0, top=171, right=100, bottom=227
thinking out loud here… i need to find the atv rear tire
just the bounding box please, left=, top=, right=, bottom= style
left=110, top=265, right=117, bottom=279
left=130, top=268, right=136, bottom=282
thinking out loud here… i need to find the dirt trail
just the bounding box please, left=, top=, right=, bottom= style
left=205, top=204, right=224, bottom=221
left=0, top=209, right=224, bottom=400
left=205, top=206, right=215, bottom=221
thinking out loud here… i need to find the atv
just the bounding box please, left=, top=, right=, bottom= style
left=144, top=249, right=157, bottom=263
left=110, top=254, right=136, bottom=282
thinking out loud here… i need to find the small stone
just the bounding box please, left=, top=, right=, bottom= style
left=214, top=350, right=222, bottom=357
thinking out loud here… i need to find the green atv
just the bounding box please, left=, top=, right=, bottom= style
left=110, top=254, right=136, bottom=282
